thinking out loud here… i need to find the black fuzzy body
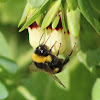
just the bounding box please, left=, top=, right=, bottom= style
left=33, top=44, right=70, bottom=74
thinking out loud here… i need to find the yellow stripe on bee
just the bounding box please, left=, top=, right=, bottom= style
left=53, top=68, right=59, bottom=74
left=32, top=54, right=52, bottom=63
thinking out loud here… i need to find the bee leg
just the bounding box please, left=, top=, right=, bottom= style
left=49, top=41, right=57, bottom=53
left=56, top=43, right=61, bottom=56
left=63, top=43, right=76, bottom=65
left=63, top=51, right=72, bottom=65
left=41, top=33, right=46, bottom=44
left=44, top=35, right=51, bottom=44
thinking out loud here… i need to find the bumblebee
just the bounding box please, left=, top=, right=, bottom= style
left=29, top=34, right=75, bottom=88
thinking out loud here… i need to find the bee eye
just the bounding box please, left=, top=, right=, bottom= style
left=38, top=47, right=41, bottom=49
left=41, top=50, right=43, bottom=53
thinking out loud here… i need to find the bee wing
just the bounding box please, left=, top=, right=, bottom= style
left=45, top=64, right=66, bottom=88
left=29, top=62, right=42, bottom=72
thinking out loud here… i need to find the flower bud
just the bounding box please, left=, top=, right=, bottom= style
left=28, top=22, right=80, bottom=56
left=19, top=0, right=80, bottom=57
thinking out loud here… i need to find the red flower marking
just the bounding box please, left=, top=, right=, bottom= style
left=47, top=18, right=63, bottom=30
left=67, top=30, right=70, bottom=35
left=29, top=22, right=39, bottom=29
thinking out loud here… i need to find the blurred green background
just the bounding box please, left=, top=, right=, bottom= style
left=0, top=0, right=100, bottom=100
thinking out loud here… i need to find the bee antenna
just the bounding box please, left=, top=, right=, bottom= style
left=44, top=35, right=51, bottom=45
left=39, top=33, right=44, bottom=45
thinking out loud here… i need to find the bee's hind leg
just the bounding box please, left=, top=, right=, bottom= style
left=63, top=43, right=76, bottom=65
left=63, top=51, right=72, bottom=65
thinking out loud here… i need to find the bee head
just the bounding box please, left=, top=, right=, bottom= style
left=35, top=44, right=49, bottom=56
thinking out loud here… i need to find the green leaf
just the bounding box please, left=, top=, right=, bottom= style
left=0, top=25, right=33, bottom=68
left=0, top=0, right=7, bottom=3
left=92, top=78, right=100, bottom=100
left=19, top=0, right=50, bottom=32
left=77, top=51, right=93, bottom=73
left=77, top=15, right=100, bottom=76
left=36, top=14, right=44, bottom=26
left=0, top=0, right=26, bottom=25
left=78, top=0, right=100, bottom=35
left=0, top=32, right=10, bottom=58
left=41, top=0, right=61, bottom=29
left=18, top=3, right=31, bottom=27
left=0, top=81, right=8, bottom=99
left=67, top=8, right=80, bottom=37
left=89, top=0, right=100, bottom=18
left=52, top=14, right=60, bottom=29
left=60, top=3, right=67, bottom=32
left=79, top=16, right=99, bottom=51
left=77, top=46, right=100, bottom=75
left=17, top=86, right=36, bottom=100
left=0, top=56, right=17, bottom=74
left=86, top=47, right=100, bottom=68
left=66, top=0, right=78, bottom=10
left=28, top=0, right=45, bottom=8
